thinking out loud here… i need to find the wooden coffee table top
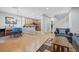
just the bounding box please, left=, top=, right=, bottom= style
left=53, top=36, right=76, bottom=52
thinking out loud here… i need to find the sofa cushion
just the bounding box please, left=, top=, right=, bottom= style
left=72, top=36, right=79, bottom=51
left=74, top=33, right=79, bottom=37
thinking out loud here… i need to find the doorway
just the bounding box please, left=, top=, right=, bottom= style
left=51, top=21, right=53, bottom=33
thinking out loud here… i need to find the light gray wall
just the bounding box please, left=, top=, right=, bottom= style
left=53, top=15, right=69, bottom=31
left=0, top=14, right=5, bottom=29
left=41, top=14, right=51, bottom=33
left=70, top=7, right=79, bottom=33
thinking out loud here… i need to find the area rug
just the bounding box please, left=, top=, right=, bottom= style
left=36, top=38, right=53, bottom=52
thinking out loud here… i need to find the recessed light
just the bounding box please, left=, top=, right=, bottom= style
left=46, top=8, right=49, bottom=10
left=12, top=7, right=18, bottom=9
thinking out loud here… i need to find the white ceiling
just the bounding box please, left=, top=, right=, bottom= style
left=0, top=7, right=71, bottom=19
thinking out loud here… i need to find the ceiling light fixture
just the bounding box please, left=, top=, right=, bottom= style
left=46, top=8, right=49, bottom=10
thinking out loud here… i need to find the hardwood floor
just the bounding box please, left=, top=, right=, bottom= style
left=0, top=32, right=76, bottom=52
left=0, top=32, right=50, bottom=52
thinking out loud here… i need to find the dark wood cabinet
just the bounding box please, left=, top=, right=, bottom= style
left=35, top=25, right=41, bottom=31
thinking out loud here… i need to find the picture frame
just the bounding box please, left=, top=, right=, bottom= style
left=5, top=16, right=17, bottom=24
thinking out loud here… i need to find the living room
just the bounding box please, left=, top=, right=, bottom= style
left=0, top=7, right=79, bottom=52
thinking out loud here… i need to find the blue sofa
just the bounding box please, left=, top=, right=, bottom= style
left=72, top=35, right=79, bottom=51
left=54, top=28, right=73, bottom=43
left=54, top=28, right=70, bottom=36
